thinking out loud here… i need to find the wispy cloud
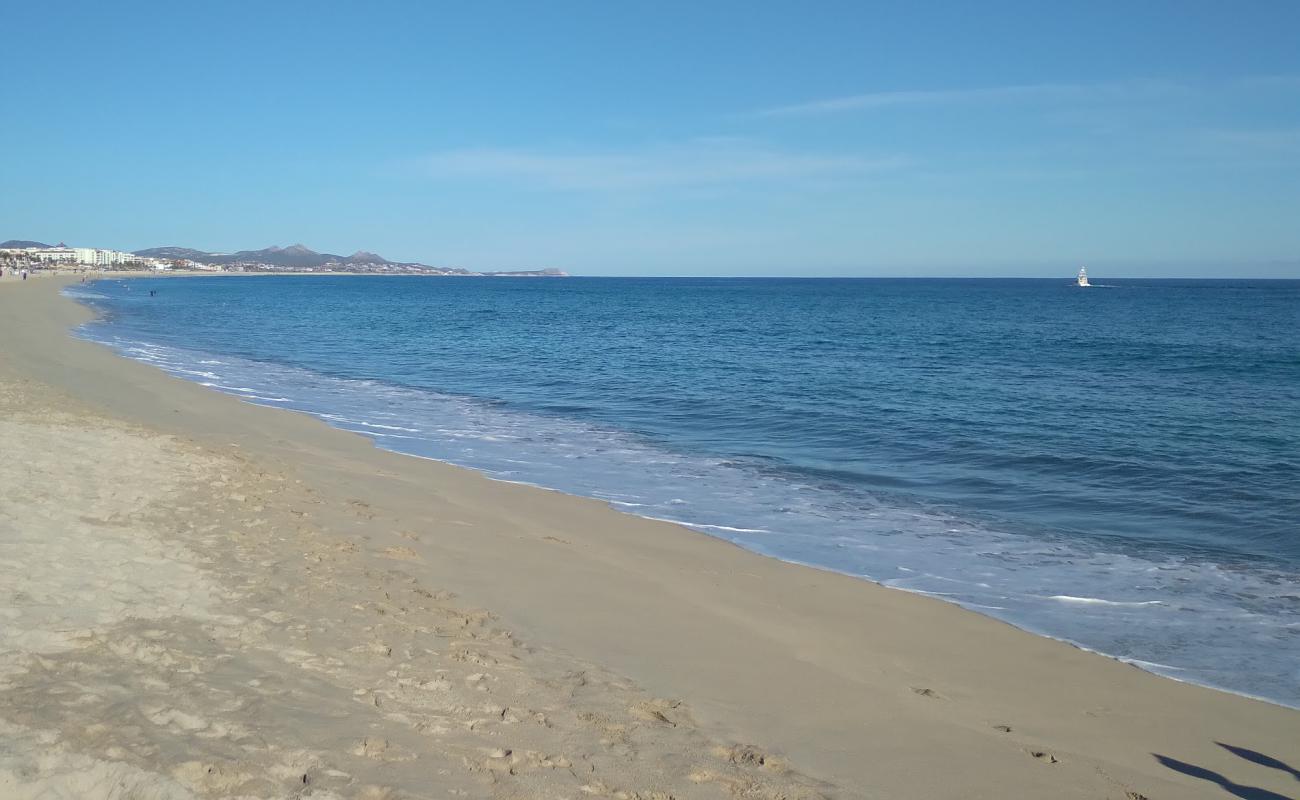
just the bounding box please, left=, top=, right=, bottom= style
left=757, top=79, right=1186, bottom=117
left=1195, top=127, right=1300, bottom=157
left=1235, top=74, right=1300, bottom=91
left=418, top=141, right=907, bottom=190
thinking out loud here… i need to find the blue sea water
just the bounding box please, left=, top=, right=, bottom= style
left=67, top=276, right=1300, bottom=706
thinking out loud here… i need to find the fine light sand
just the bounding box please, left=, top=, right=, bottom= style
left=0, top=274, right=1296, bottom=800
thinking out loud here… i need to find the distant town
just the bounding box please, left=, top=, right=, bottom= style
left=0, top=240, right=567, bottom=277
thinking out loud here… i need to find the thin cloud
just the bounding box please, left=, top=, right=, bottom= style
left=1235, top=74, right=1300, bottom=91
left=419, top=143, right=908, bottom=190
left=757, top=79, right=1185, bottom=117
left=1196, top=127, right=1300, bottom=157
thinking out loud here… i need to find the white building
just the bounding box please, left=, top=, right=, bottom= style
left=27, top=248, right=78, bottom=263
left=77, top=248, right=137, bottom=266
left=25, top=247, right=137, bottom=266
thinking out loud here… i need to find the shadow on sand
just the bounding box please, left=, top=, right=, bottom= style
left=1216, top=743, right=1300, bottom=783
left=1154, top=744, right=1298, bottom=800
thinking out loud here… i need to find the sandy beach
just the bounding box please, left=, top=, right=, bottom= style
left=1, top=274, right=1296, bottom=800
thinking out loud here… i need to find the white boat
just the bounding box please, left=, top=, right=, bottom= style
left=1076, top=267, right=1090, bottom=287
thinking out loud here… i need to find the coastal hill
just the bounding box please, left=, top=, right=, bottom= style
left=133, top=243, right=566, bottom=276
left=132, top=244, right=361, bottom=270
left=0, top=240, right=52, bottom=249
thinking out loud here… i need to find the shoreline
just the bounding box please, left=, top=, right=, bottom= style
left=2, top=274, right=1297, bottom=798
left=69, top=274, right=1298, bottom=711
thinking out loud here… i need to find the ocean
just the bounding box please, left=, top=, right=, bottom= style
left=67, top=276, right=1300, bottom=706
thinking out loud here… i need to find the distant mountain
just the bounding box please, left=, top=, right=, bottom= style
left=136, top=243, right=377, bottom=269
left=486, top=268, right=569, bottom=277
left=134, top=246, right=214, bottom=260
left=131, top=243, right=566, bottom=276
left=223, top=244, right=335, bottom=268
left=1, top=240, right=51, bottom=249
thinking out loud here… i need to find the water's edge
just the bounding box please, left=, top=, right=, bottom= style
left=61, top=279, right=1300, bottom=710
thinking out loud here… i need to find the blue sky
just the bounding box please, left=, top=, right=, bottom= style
left=3, top=0, right=1299, bottom=276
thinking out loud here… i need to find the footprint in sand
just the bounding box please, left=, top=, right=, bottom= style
left=352, top=737, right=390, bottom=760
left=630, top=698, right=683, bottom=727
left=631, top=705, right=676, bottom=726
left=379, top=546, right=420, bottom=561
left=716, top=744, right=777, bottom=769
left=172, top=761, right=255, bottom=793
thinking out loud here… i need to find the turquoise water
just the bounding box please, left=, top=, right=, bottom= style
left=69, top=276, right=1300, bottom=705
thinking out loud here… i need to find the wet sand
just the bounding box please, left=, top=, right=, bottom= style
left=1, top=274, right=1296, bottom=799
